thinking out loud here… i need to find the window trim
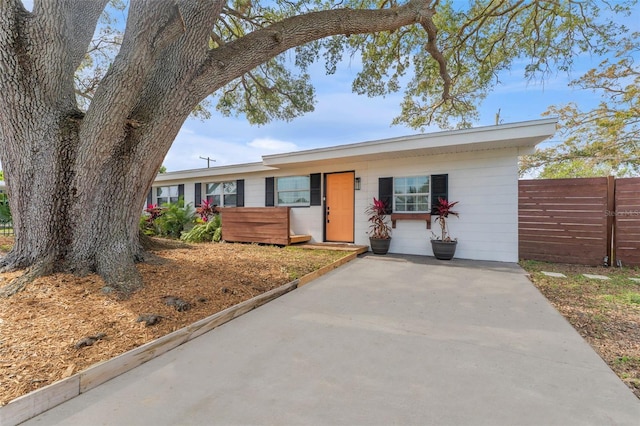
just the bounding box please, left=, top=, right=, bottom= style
left=205, top=180, right=238, bottom=208
left=392, top=175, right=431, bottom=214
left=156, top=185, right=180, bottom=205
left=276, top=175, right=311, bottom=207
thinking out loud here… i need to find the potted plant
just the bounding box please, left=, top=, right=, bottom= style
left=431, top=197, right=459, bottom=260
left=366, top=197, right=392, bottom=255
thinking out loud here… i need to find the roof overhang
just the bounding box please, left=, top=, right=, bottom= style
left=155, top=119, right=557, bottom=179
left=262, top=118, right=557, bottom=169
left=155, top=162, right=277, bottom=182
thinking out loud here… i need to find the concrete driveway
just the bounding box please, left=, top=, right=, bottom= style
left=24, top=254, right=640, bottom=425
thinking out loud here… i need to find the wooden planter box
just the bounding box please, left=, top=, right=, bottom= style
left=220, top=207, right=311, bottom=246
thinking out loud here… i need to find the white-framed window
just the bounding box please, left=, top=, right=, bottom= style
left=206, top=181, right=237, bottom=207
left=156, top=185, right=179, bottom=205
left=277, top=176, right=310, bottom=206
left=394, top=176, right=430, bottom=212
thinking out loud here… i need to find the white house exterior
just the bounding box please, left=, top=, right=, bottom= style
left=151, top=118, right=557, bottom=262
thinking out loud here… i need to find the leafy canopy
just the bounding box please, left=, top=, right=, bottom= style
left=78, top=1, right=635, bottom=131
left=521, top=32, right=640, bottom=178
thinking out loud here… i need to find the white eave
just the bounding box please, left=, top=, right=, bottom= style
left=154, top=118, right=557, bottom=180
left=155, top=162, right=277, bottom=182
left=262, top=118, right=557, bottom=168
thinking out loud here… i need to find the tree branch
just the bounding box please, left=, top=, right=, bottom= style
left=192, top=0, right=438, bottom=102
left=421, top=17, right=451, bottom=101
left=80, top=0, right=186, bottom=155
left=31, top=0, right=109, bottom=84
left=54, top=0, right=109, bottom=72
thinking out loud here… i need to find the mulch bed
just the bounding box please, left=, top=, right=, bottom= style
left=0, top=239, right=346, bottom=405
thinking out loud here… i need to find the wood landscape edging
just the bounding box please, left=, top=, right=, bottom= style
left=0, top=252, right=358, bottom=426
left=298, top=251, right=357, bottom=286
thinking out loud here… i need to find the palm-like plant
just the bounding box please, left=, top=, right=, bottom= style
left=366, top=197, right=391, bottom=239
left=154, top=198, right=194, bottom=238
left=432, top=197, right=459, bottom=242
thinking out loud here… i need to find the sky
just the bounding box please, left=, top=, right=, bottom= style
left=164, top=54, right=600, bottom=172
left=18, top=0, right=639, bottom=173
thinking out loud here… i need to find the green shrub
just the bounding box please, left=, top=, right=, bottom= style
left=213, top=225, right=222, bottom=242
left=181, top=214, right=222, bottom=243
left=139, top=215, right=155, bottom=236
left=153, top=198, right=194, bottom=239
left=0, top=198, right=11, bottom=223
left=139, top=203, right=166, bottom=236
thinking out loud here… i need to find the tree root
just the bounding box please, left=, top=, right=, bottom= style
left=0, top=250, right=29, bottom=273
left=0, top=276, right=29, bottom=297
left=96, top=251, right=144, bottom=300
left=0, top=237, right=165, bottom=299
left=0, top=261, right=54, bottom=298
left=0, top=239, right=156, bottom=299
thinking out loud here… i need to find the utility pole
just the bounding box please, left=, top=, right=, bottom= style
left=199, top=156, right=216, bottom=168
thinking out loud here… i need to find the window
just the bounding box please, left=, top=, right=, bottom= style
left=393, top=176, right=430, bottom=212
left=206, top=181, right=237, bottom=207
left=277, top=176, right=310, bottom=206
left=156, top=185, right=179, bottom=205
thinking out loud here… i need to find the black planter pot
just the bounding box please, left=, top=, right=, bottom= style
left=431, top=240, right=457, bottom=260
left=369, top=237, right=391, bottom=255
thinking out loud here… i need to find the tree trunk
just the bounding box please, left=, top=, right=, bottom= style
left=0, top=0, right=439, bottom=297
left=0, top=105, right=172, bottom=296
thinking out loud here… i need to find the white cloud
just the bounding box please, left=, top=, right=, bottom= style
left=247, top=138, right=297, bottom=152
left=163, top=128, right=267, bottom=172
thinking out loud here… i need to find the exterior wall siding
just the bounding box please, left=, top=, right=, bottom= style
left=356, top=149, right=518, bottom=262
left=152, top=147, right=519, bottom=262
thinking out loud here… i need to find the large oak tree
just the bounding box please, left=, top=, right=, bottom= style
left=0, top=0, right=631, bottom=296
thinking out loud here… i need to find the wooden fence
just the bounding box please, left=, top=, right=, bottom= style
left=519, top=177, right=640, bottom=267
left=614, top=178, right=640, bottom=267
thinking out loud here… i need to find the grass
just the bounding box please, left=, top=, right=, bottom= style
left=521, top=259, right=640, bottom=399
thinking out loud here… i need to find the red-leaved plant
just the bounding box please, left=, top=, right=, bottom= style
left=432, top=197, right=459, bottom=242
left=366, top=197, right=391, bottom=239
left=196, top=199, right=219, bottom=222
left=145, top=203, right=165, bottom=222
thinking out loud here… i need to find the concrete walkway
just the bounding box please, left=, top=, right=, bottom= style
left=25, top=255, right=640, bottom=425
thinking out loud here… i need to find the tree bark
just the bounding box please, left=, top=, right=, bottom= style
left=0, top=0, right=439, bottom=296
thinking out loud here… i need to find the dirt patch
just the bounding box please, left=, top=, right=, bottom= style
left=522, top=260, right=640, bottom=399
left=0, top=238, right=347, bottom=406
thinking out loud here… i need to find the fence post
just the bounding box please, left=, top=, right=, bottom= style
left=606, top=176, right=615, bottom=266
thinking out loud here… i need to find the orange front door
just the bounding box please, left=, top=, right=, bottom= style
left=325, top=172, right=355, bottom=242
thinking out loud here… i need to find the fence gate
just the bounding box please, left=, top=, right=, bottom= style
left=614, top=178, right=640, bottom=267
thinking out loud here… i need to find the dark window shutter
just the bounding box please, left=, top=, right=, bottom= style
left=236, top=179, right=245, bottom=207
left=194, top=183, right=202, bottom=207
left=265, top=177, right=275, bottom=206
left=430, top=174, right=448, bottom=214
left=310, top=173, right=321, bottom=206
left=378, top=177, right=393, bottom=214
left=178, top=184, right=185, bottom=207
left=146, top=189, right=153, bottom=207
